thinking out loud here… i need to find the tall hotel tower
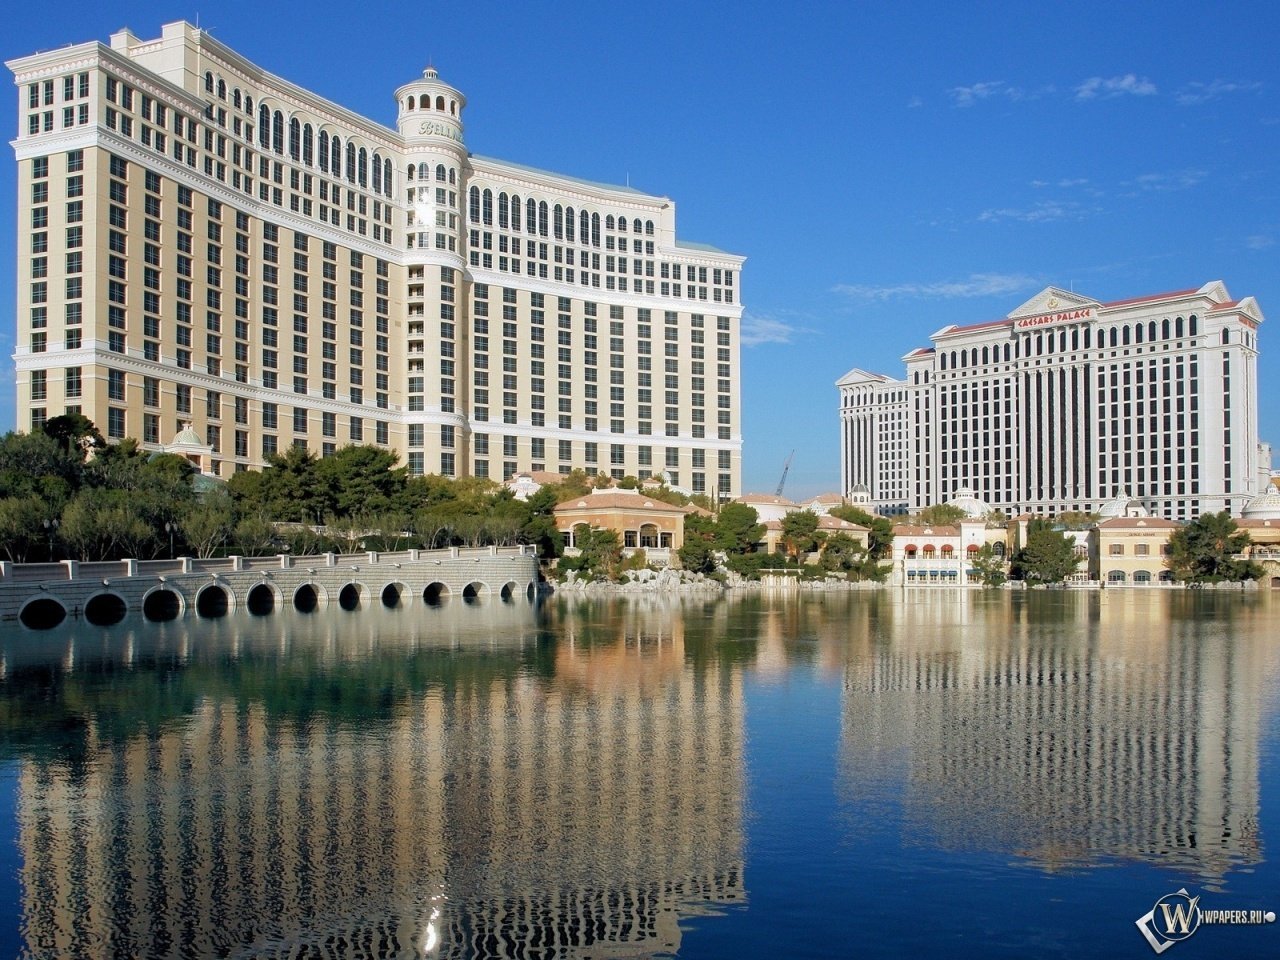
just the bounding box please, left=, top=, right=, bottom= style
left=838, top=283, right=1263, bottom=521
left=9, top=22, right=744, bottom=497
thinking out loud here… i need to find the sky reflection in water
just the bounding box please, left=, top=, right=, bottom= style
left=1, top=589, right=1277, bottom=959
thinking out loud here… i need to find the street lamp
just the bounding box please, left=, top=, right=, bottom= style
left=43, top=517, right=59, bottom=561
left=165, top=521, right=177, bottom=559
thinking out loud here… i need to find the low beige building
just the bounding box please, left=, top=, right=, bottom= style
left=1092, top=517, right=1179, bottom=585
left=758, top=514, right=869, bottom=559
left=554, top=488, right=702, bottom=565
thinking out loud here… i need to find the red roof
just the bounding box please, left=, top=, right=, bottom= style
left=1101, top=287, right=1202, bottom=309
left=941, top=317, right=1013, bottom=335
left=1095, top=517, right=1181, bottom=530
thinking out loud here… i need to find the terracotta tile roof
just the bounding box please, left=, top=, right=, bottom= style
left=1101, top=287, right=1203, bottom=309
left=942, top=317, right=1013, bottom=335
left=891, top=524, right=961, bottom=537
left=734, top=493, right=799, bottom=507
left=1095, top=517, right=1181, bottom=529
left=762, top=516, right=868, bottom=532
left=553, top=491, right=689, bottom=513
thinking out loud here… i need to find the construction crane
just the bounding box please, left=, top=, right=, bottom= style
left=775, top=450, right=795, bottom=497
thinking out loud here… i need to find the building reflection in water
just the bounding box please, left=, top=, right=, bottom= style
left=3, top=599, right=745, bottom=959
left=835, top=590, right=1270, bottom=881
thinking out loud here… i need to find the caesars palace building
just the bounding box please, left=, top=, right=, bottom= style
left=838, top=283, right=1264, bottom=521
left=8, top=22, right=744, bottom=496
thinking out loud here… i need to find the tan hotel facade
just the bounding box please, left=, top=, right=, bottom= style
left=8, top=22, right=744, bottom=496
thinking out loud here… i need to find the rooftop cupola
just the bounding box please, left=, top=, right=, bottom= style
left=395, top=66, right=467, bottom=148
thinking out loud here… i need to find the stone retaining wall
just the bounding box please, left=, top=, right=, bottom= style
left=1, top=547, right=541, bottom=629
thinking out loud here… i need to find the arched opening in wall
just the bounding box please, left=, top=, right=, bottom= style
left=196, top=585, right=230, bottom=618
left=500, top=581, right=520, bottom=603
left=422, top=582, right=449, bottom=606
left=1272, top=577, right=1280, bottom=590
left=526, top=582, right=537, bottom=602
left=338, top=583, right=363, bottom=611
left=143, top=589, right=182, bottom=622
left=381, top=582, right=407, bottom=609
left=246, top=584, right=275, bottom=616
left=462, top=582, right=486, bottom=604
left=294, top=584, right=320, bottom=613
left=19, top=597, right=66, bottom=630
left=84, top=593, right=127, bottom=626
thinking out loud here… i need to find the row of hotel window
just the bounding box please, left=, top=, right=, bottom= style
left=29, top=153, right=391, bottom=406
left=936, top=316, right=1212, bottom=371
left=110, top=71, right=391, bottom=242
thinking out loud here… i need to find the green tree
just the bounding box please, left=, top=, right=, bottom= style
left=780, top=510, right=821, bottom=561
left=818, top=532, right=863, bottom=573
left=1010, top=520, right=1080, bottom=585
left=522, top=486, right=564, bottom=558
left=1055, top=510, right=1100, bottom=531
left=178, top=489, right=235, bottom=558
left=41, top=413, right=105, bottom=458
left=60, top=489, right=155, bottom=560
left=0, top=430, right=82, bottom=505
left=233, top=512, right=279, bottom=556
left=714, top=502, right=764, bottom=554
left=830, top=505, right=895, bottom=559
left=677, top=536, right=717, bottom=574
left=915, top=503, right=968, bottom=526
left=0, top=495, right=50, bottom=562
left=560, top=524, right=622, bottom=579
left=970, top=542, right=1008, bottom=587
left=1166, top=511, right=1261, bottom=583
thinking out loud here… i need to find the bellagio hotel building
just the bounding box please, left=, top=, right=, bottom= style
left=8, top=22, right=744, bottom=496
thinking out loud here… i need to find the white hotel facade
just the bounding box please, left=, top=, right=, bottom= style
left=8, top=22, right=743, bottom=496
left=838, top=283, right=1263, bottom=521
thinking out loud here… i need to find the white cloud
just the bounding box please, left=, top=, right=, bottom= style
left=948, top=81, right=1008, bottom=107
left=833, top=273, right=1037, bottom=302
left=906, top=95, right=924, bottom=109
left=1245, top=234, right=1274, bottom=250
left=740, top=313, right=805, bottom=347
left=1176, top=79, right=1262, bottom=105
left=978, top=199, right=1097, bottom=223
left=1074, top=74, right=1157, bottom=101
left=1130, top=169, right=1206, bottom=191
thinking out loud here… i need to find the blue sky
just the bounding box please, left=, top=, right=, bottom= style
left=3, top=0, right=1278, bottom=499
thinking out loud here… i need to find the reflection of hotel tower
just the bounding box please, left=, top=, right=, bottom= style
left=14, top=610, right=745, bottom=959
left=837, top=594, right=1265, bottom=878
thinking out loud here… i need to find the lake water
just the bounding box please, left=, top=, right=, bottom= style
left=1, top=590, right=1278, bottom=959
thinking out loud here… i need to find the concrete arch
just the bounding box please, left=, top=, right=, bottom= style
left=380, top=581, right=410, bottom=609
left=245, top=583, right=280, bottom=616
left=142, top=587, right=184, bottom=622
left=292, top=582, right=327, bottom=613
left=19, top=596, right=67, bottom=630
left=84, top=591, right=129, bottom=626
left=422, top=581, right=450, bottom=606
left=527, top=582, right=537, bottom=602
left=462, top=581, right=489, bottom=604
left=196, top=583, right=234, bottom=618
left=338, top=582, right=367, bottom=611
left=499, top=581, right=522, bottom=603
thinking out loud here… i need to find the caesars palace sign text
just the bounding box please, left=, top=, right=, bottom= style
left=1014, top=307, right=1096, bottom=330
